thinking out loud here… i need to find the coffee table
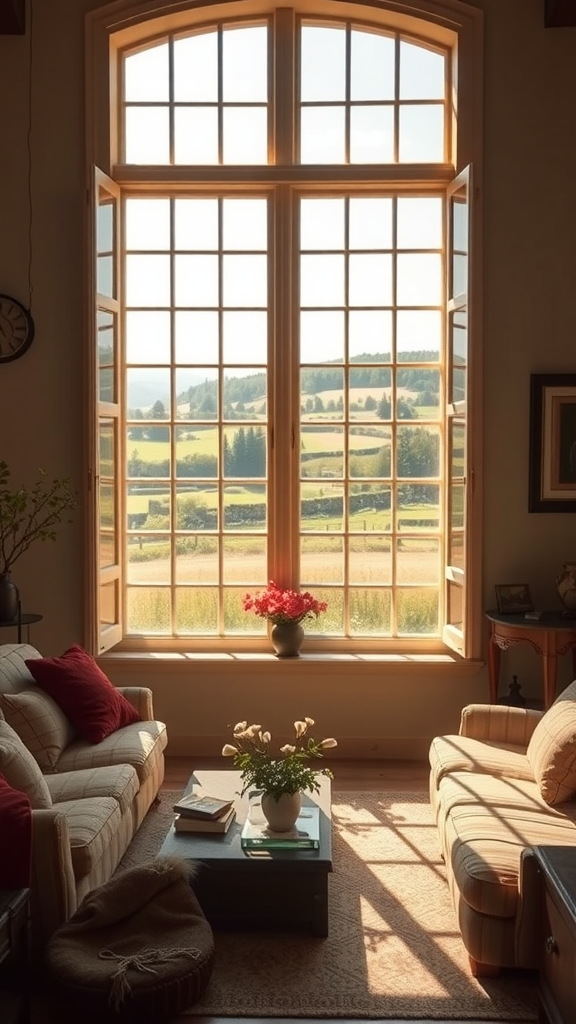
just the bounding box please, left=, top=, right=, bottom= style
left=158, top=769, right=332, bottom=936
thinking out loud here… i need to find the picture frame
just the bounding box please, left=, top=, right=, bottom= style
left=529, top=373, right=576, bottom=512
left=494, top=584, right=533, bottom=615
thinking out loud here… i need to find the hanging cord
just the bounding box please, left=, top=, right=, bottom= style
left=26, top=0, right=34, bottom=312
left=99, top=946, right=203, bottom=1010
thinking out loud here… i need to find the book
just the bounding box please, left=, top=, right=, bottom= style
left=172, top=792, right=234, bottom=820
left=241, top=805, right=320, bottom=850
left=174, top=806, right=236, bottom=834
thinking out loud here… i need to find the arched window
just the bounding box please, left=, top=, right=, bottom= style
left=86, top=0, right=483, bottom=659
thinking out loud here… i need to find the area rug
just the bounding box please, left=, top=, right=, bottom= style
left=117, top=790, right=538, bottom=1021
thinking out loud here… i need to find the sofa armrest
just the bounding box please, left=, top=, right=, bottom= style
left=459, top=703, right=543, bottom=746
left=117, top=686, right=154, bottom=721
left=30, top=808, right=77, bottom=958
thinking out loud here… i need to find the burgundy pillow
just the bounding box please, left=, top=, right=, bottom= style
left=0, top=772, right=32, bottom=887
left=25, top=645, right=140, bottom=744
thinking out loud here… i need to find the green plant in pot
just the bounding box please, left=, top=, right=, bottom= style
left=0, top=460, right=78, bottom=622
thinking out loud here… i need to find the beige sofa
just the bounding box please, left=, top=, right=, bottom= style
left=0, top=643, right=168, bottom=954
left=429, top=681, right=576, bottom=976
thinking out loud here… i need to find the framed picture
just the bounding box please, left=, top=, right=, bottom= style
left=494, top=584, right=533, bottom=614
left=529, top=373, right=576, bottom=512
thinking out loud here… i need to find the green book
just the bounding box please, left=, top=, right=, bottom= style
left=241, top=805, right=320, bottom=850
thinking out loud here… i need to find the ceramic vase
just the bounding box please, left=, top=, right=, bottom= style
left=261, top=790, right=302, bottom=832
left=270, top=621, right=305, bottom=658
left=0, top=573, right=19, bottom=623
left=556, top=562, right=576, bottom=616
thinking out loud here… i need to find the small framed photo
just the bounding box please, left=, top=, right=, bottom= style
left=494, top=584, right=534, bottom=614
left=529, top=373, right=576, bottom=512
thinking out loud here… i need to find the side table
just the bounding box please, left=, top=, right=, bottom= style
left=0, top=613, right=43, bottom=645
left=486, top=611, right=576, bottom=710
left=0, top=888, right=30, bottom=1024
left=530, top=846, right=576, bottom=1024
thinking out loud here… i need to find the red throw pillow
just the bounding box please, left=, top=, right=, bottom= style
left=25, top=645, right=140, bottom=744
left=0, top=772, right=32, bottom=887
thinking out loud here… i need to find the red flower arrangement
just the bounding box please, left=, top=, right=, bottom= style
left=243, top=581, right=327, bottom=626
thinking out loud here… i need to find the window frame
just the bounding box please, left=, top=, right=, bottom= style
left=85, top=0, right=483, bottom=661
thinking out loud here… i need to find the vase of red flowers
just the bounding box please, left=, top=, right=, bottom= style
left=242, top=581, right=327, bottom=658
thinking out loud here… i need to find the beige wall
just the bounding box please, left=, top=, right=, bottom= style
left=1, top=0, right=575, bottom=759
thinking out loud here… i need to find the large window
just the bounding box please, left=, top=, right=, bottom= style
left=87, top=0, right=482, bottom=658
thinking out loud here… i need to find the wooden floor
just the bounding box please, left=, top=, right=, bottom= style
left=32, top=757, right=536, bottom=1024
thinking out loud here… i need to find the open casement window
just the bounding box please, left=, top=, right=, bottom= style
left=443, top=165, right=473, bottom=658
left=89, top=168, right=123, bottom=654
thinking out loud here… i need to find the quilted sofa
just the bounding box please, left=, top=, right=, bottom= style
left=429, top=681, right=576, bottom=976
left=0, top=642, right=168, bottom=954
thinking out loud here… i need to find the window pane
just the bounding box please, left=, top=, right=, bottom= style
left=351, top=30, right=394, bottom=100
left=126, top=255, right=171, bottom=306
left=223, top=107, right=267, bottom=163
left=126, top=198, right=170, bottom=250
left=399, top=105, right=444, bottom=162
left=399, top=41, right=445, bottom=100
left=301, top=198, right=345, bottom=250
left=301, top=25, right=345, bottom=101
left=349, top=198, right=393, bottom=249
left=300, top=311, right=344, bottom=364
left=349, top=310, right=392, bottom=359
left=223, top=198, right=267, bottom=250
left=175, top=198, right=219, bottom=250
left=223, top=25, right=267, bottom=102
left=397, top=310, right=442, bottom=358
left=223, top=312, right=267, bottom=363
left=301, top=255, right=344, bottom=306
left=98, top=311, right=115, bottom=403
left=126, top=311, right=171, bottom=364
left=397, top=197, right=442, bottom=249
left=300, top=107, right=345, bottom=163
left=175, top=108, right=219, bottom=164
left=174, top=31, right=218, bottom=102
left=125, top=44, right=169, bottom=101
left=175, top=254, right=219, bottom=306
left=175, top=312, right=219, bottom=364
left=349, top=254, right=393, bottom=306
left=350, top=106, right=394, bottom=163
left=125, top=108, right=170, bottom=163
left=396, top=254, right=442, bottom=306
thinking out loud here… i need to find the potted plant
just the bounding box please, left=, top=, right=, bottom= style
left=222, top=716, right=337, bottom=831
left=242, top=580, right=328, bottom=657
left=0, top=460, right=78, bottom=622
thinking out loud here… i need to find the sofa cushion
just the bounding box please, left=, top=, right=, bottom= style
left=0, top=719, right=52, bottom=808
left=53, top=795, right=124, bottom=879
left=0, top=772, right=32, bottom=887
left=0, top=687, right=76, bottom=770
left=429, top=733, right=534, bottom=791
left=55, top=719, right=168, bottom=784
left=25, top=645, right=140, bottom=745
left=527, top=679, right=576, bottom=805
left=46, top=764, right=140, bottom=815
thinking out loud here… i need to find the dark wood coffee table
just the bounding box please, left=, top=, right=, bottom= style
left=158, top=769, right=332, bottom=936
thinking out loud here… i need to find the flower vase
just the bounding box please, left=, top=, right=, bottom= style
left=556, top=562, right=576, bottom=616
left=261, top=791, right=302, bottom=832
left=270, top=621, right=305, bottom=658
left=0, top=573, right=19, bottom=623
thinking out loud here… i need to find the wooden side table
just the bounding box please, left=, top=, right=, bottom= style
left=486, top=611, right=576, bottom=710
left=0, top=888, right=30, bottom=1024
left=530, top=846, right=576, bottom=1024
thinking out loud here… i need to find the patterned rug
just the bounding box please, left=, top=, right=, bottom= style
left=118, top=790, right=539, bottom=1021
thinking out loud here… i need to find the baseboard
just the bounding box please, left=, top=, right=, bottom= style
left=167, top=734, right=430, bottom=761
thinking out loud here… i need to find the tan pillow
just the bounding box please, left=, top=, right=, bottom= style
left=0, top=687, right=75, bottom=771
left=0, top=719, right=52, bottom=808
left=527, top=680, right=576, bottom=805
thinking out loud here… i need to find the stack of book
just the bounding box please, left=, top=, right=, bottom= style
left=172, top=792, right=236, bottom=834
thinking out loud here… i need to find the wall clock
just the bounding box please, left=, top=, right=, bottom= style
left=0, top=293, right=35, bottom=363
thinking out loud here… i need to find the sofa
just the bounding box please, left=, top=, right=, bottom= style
left=429, top=681, right=576, bottom=976
left=0, top=642, right=168, bottom=954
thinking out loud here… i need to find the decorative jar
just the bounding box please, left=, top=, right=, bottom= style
left=556, top=562, right=576, bottom=615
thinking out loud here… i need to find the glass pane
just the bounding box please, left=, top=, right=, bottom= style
left=349, top=198, right=393, bottom=249
left=176, top=536, right=219, bottom=583
left=99, top=530, right=115, bottom=569
left=300, top=312, right=344, bottom=364
left=452, top=191, right=468, bottom=297
left=451, top=423, right=465, bottom=482
left=223, top=370, right=266, bottom=419
left=126, top=255, right=170, bottom=306
left=397, top=426, right=440, bottom=478
left=175, top=108, right=219, bottom=164
left=349, top=431, right=390, bottom=478
left=301, top=425, right=343, bottom=476
left=349, top=369, right=391, bottom=420
left=399, top=42, right=445, bottom=100
left=174, top=31, right=218, bottom=102
left=396, top=254, right=442, bottom=306
left=223, top=428, right=266, bottom=479
left=223, top=198, right=267, bottom=250
left=300, top=107, right=345, bottom=163
left=97, top=198, right=114, bottom=298
left=98, top=311, right=114, bottom=403
left=176, top=588, right=218, bottom=633
left=223, top=536, right=267, bottom=582
left=125, top=107, right=170, bottom=163
left=301, top=198, right=345, bottom=250
left=404, top=367, right=440, bottom=420
left=351, top=29, right=394, bottom=100
left=175, top=312, right=219, bottom=364
left=399, top=105, right=444, bottom=162
left=126, top=311, right=171, bottom=365
left=127, top=429, right=170, bottom=478
left=224, top=483, right=267, bottom=530
left=301, top=482, right=343, bottom=530
left=349, top=484, right=392, bottom=531
left=397, top=197, right=442, bottom=249
left=301, top=25, right=345, bottom=101
left=349, top=310, right=392, bottom=359
left=447, top=581, right=463, bottom=629
left=126, top=482, right=170, bottom=532
left=176, top=422, right=218, bottom=474
left=176, top=369, right=218, bottom=421
left=126, top=198, right=170, bottom=250
left=100, top=581, right=118, bottom=629
left=177, top=483, right=218, bottom=530
left=223, top=255, right=267, bottom=307
left=396, top=588, right=439, bottom=634
left=126, top=368, right=170, bottom=417
left=127, top=587, right=171, bottom=633
left=300, top=255, right=344, bottom=306
left=175, top=255, right=219, bottom=307
left=99, top=483, right=115, bottom=568
left=223, top=107, right=267, bottom=164
left=397, top=484, right=439, bottom=530
left=99, top=419, right=115, bottom=478
left=223, top=25, right=267, bottom=102
left=350, top=588, right=390, bottom=635
left=301, top=370, right=344, bottom=422
left=125, top=44, right=169, bottom=101
left=349, top=254, right=393, bottom=306
left=350, top=106, right=394, bottom=163
left=349, top=535, right=391, bottom=583
left=127, top=539, right=170, bottom=584
left=397, top=310, right=442, bottom=359
left=223, top=312, right=267, bottom=364
left=175, top=198, right=218, bottom=250
left=301, top=535, right=343, bottom=583
left=396, top=537, right=439, bottom=585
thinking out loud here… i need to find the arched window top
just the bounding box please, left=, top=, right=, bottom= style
left=121, top=17, right=450, bottom=166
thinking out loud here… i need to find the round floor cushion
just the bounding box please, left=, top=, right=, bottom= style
left=45, top=856, right=214, bottom=1024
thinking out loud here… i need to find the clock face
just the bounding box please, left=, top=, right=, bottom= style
left=0, top=294, right=35, bottom=363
